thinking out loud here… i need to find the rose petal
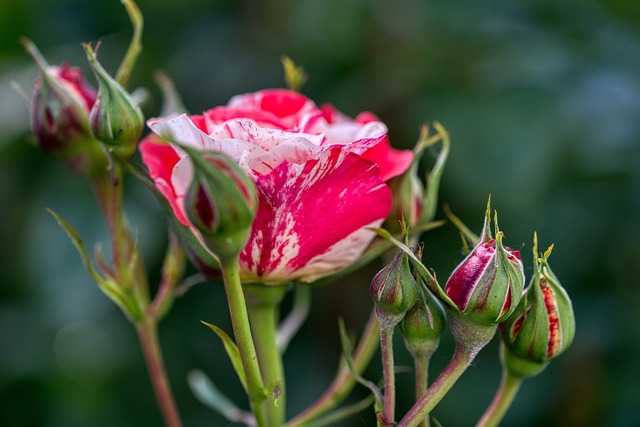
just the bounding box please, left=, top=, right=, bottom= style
left=239, top=148, right=392, bottom=283
left=139, top=136, right=190, bottom=225
left=361, top=137, right=414, bottom=181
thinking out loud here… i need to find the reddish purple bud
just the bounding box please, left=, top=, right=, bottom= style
left=24, top=39, right=108, bottom=180
left=443, top=216, right=525, bottom=326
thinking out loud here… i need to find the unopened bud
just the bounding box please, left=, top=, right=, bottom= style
left=185, top=148, right=258, bottom=261
left=500, top=236, right=575, bottom=378
left=84, top=44, right=143, bottom=160
left=370, top=249, right=419, bottom=327
left=444, top=208, right=525, bottom=327
left=399, top=289, right=446, bottom=358
left=23, top=38, right=108, bottom=180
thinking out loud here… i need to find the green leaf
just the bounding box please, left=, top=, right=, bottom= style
left=47, top=209, right=140, bottom=319
left=187, top=369, right=253, bottom=425
left=418, top=122, right=450, bottom=224
left=201, top=320, right=247, bottom=390
left=337, top=318, right=383, bottom=411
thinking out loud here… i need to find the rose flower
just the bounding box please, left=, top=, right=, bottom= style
left=140, top=89, right=412, bottom=284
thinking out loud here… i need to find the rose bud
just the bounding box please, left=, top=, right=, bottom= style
left=23, top=38, right=108, bottom=180
left=84, top=44, right=143, bottom=160
left=184, top=147, right=258, bottom=261
left=500, top=236, right=575, bottom=378
left=444, top=210, right=525, bottom=328
left=399, top=288, right=446, bottom=358
left=370, top=248, right=419, bottom=327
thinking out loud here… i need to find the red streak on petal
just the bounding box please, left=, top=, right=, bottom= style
left=240, top=148, right=391, bottom=279
left=542, top=279, right=561, bottom=358
left=445, top=241, right=495, bottom=311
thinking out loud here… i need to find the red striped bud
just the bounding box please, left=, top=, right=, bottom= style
left=500, top=236, right=575, bottom=377
left=444, top=210, right=525, bottom=327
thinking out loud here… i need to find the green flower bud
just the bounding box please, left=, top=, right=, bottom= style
left=399, top=288, right=446, bottom=358
left=184, top=148, right=258, bottom=261
left=84, top=44, right=143, bottom=160
left=500, top=236, right=576, bottom=378
left=370, top=249, right=419, bottom=327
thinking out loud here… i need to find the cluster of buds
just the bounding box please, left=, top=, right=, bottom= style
left=24, top=38, right=143, bottom=182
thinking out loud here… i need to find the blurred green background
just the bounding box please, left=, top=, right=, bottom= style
left=1, top=0, right=639, bottom=426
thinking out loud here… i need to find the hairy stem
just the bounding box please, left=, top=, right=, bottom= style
left=380, top=325, right=396, bottom=426
left=476, top=370, right=523, bottom=427
left=136, top=319, right=183, bottom=427
left=220, top=258, right=268, bottom=426
left=246, top=285, right=288, bottom=427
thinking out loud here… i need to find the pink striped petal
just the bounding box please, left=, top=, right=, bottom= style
left=239, top=148, right=392, bottom=283
left=139, top=137, right=190, bottom=225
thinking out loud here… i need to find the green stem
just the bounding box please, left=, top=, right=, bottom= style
left=285, top=311, right=380, bottom=427
left=476, top=370, right=523, bottom=427
left=136, top=319, right=183, bottom=427
left=220, top=258, right=268, bottom=427
left=397, top=346, right=475, bottom=427
left=397, top=318, right=496, bottom=427
left=92, top=161, right=149, bottom=311
left=246, top=285, right=288, bottom=427
left=379, top=325, right=396, bottom=426
left=414, top=357, right=430, bottom=427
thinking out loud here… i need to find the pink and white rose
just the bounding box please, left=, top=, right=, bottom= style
left=140, top=89, right=412, bottom=283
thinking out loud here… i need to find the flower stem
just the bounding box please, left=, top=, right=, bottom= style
left=379, top=325, right=396, bottom=426
left=245, top=285, right=288, bottom=427
left=220, top=258, right=268, bottom=426
left=397, top=318, right=496, bottom=427
left=136, top=319, right=183, bottom=427
left=285, top=311, right=380, bottom=427
left=397, top=346, right=475, bottom=427
left=413, top=357, right=430, bottom=427
left=476, top=370, right=523, bottom=427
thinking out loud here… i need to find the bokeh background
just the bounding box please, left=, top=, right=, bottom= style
left=1, top=0, right=639, bottom=426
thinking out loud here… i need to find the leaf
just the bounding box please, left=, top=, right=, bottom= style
left=47, top=209, right=140, bottom=319
left=418, top=122, right=450, bottom=224
left=187, top=369, right=254, bottom=425
left=201, top=320, right=247, bottom=391
left=337, top=318, right=383, bottom=411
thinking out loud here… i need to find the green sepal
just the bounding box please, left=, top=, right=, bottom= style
left=47, top=208, right=141, bottom=320
left=200, top=320, right=248, bottom=391
left=127, top=161, right=221, bottom=274
left=179, top=144, right=258, bottom=261
left=416, top=121, right=450, bottom=225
